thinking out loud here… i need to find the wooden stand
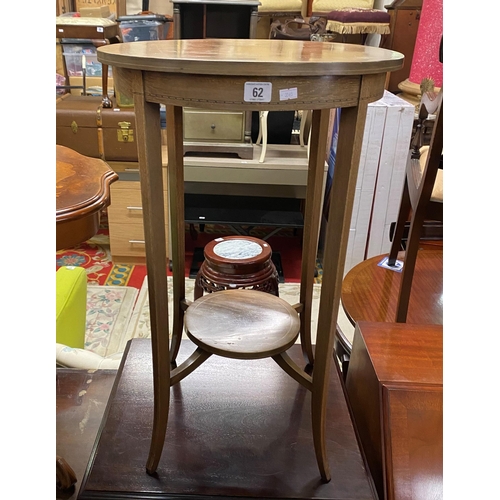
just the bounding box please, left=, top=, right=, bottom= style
left=96, top=37, right=403, bottom=490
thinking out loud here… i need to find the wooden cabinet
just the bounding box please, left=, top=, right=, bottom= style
left=107, top=175, right=169, bottom=263
left=173, top=0, right=260, bottom=159
left=183, top=108, right=245, bottom=142
left=381, top=0, right=422, bottom=94
left=172, top=0, right=260, bottom=39
left=345, top=321, right=443, bottom=500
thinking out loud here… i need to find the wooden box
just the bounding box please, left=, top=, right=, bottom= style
left=56, top=94, right=138, bottom=161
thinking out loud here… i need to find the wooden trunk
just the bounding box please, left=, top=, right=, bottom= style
left=56, top=94, right=138, bottom=162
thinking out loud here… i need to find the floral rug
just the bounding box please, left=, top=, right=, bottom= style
left=55, top=212, right=147, bottom=289
left=85, top=284, right=139, bottom=357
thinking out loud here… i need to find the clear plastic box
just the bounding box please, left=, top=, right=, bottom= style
left=119, top=18, right=171, bottom=42
left=62, top=42, right=112, bottom=78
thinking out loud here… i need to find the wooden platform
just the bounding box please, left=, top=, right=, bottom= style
left=78, top=339, right=377, bottom=499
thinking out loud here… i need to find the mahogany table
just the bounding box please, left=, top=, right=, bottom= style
left=93, top=38, right=403, bottom=495
left=345, top=321, right=443, bottom=500
left=56, top=145, right=118, bottom=250
left=336, top=246, right=443, bottom=362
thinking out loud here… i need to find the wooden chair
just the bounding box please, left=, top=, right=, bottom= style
left=386, top=98, right=443, bottom=322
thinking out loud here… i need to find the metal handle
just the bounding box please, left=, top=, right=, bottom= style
left=129, top=240, right=145, bottom=244
left=126, top=206, right=143, bottom=211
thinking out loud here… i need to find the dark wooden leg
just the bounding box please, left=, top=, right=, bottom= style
left=56, top=456, right=77, bottom=490
left=396, top=102, right=443, bottom=323
left=395, top=209, right=424, bottom=323
left=194, top=270, right=204, bottom=300
left=388, top=179, right=411, bottom=266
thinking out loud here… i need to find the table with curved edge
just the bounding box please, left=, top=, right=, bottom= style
left=336, top=246, right=443, bottom=364
left=97, top=39, right=403, bottom=484
left=56, top=145, right=118, bottom=251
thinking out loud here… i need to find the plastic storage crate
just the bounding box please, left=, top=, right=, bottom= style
left=118, top=17, right=172, bottom=42
left=62, top=40, right=113, bottom=78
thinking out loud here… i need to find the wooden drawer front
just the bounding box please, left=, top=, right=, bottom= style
left=183, top=109, right=244, bottom=142
left=109, top=184, right=168, bottom=223
left=109, top=223, right=169, bottom=258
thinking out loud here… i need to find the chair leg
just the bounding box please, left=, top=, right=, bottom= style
left=299, top=109, right=309, bottom=147
left=256, top=113, right=263, bottom=145
left=388, top=180, right=411, bottom=266
left=258, top=111, right=269, bottom=163
left=395, top=204, right=427, bottom=323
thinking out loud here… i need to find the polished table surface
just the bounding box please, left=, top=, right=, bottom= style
left=56, top=145, right=118, bottom=250
left=94, top=38, right=404, bottom=491
left=341, top=246, right=443, bottom=326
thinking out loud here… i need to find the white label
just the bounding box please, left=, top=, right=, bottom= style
left=279, top=87, right=298, bottom=101
left=97, top=27, right=103, bottom=33
left=244, top=82, right=272, bottom=103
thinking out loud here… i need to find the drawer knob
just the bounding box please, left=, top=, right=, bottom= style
left=210, top=124, right=216, bottom=130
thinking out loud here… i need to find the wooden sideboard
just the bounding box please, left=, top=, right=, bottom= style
left=345, top=321, right=443, bottom=500
left=381, top=0, right=422, bottom=94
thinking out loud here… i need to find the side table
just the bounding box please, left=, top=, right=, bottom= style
left=95, top=38, right=403, bottom=489
left=56, top=145, right=118, bottom=250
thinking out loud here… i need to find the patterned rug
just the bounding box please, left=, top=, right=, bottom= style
left=85, top=285, right=139, bottom=357
left=56, top=212, right=147, bottom=288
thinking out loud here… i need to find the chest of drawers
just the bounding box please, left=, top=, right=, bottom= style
left=107, top=174, right=169, bottom=263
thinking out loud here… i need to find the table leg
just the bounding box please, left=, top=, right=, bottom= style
left=133, top=81, right=171, bottom=475
left=166, top=105, right=187, bottom=363
left=311, top=74, right=381, bottom=482
left=299, top=108, right=330, bottom=367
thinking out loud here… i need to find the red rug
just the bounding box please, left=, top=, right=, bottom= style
left=56, top=217, right=309, bottom=289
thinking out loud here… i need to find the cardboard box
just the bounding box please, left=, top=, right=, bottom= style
left=68, top=76, right=115, bottom=96
left=365, top=92, right=414, bottom=259
left=75, top=0, right=126, bottom=17
left=79, top=6, right=111, bottom=18
left=321, top=91, right=414, bottom=276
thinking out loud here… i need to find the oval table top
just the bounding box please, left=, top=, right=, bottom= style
left=341, top=247, right=443, bottom=327
left=56, top=145, right=118, bottom=224
left=97, top=38, right=404, bottom=76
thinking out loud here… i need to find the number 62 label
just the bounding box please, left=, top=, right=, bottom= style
left=244, top=82, right=272, bottom=103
